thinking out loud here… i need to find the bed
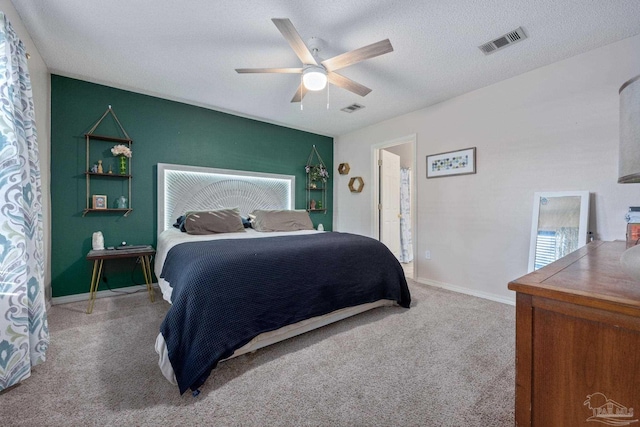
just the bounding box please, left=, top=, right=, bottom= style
left=154, top=163, right=411, bottom=394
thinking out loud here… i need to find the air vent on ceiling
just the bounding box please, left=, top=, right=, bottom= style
left=341, top=103, right=365, bottom=113
left=479, top=27, right=527, bottom=55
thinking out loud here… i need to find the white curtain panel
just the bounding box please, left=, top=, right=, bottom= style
left=399, top=168, right=413, bottom=263
left=0, top=12, right=49, bottom=391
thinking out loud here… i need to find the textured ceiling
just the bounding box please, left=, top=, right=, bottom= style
left=12, top=0, right=640, bottom=137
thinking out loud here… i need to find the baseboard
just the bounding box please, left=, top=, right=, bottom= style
left=51, top=283, right=158, bottom=305
left=415, top=277, right=515, bottom=306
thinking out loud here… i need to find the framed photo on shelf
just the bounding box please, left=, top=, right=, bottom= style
left=92, top=195, right=107, bottom=209
left=426, top=147, right=476, bottom=178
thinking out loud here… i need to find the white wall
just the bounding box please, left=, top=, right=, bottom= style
left=1, top=1, right=51, bottom=300
left=334, top=34, right=640, bottom=304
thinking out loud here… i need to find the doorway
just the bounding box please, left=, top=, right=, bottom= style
left=372, top=135, right=416, bottom=279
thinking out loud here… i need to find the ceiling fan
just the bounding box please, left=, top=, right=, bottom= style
left=235, top=18, right=393, bottom=103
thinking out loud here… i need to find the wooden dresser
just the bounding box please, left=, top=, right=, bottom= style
left=509, top=240, right=640, bottom=427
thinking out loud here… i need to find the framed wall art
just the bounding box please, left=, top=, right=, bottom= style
left=426, top=147, right=476, bottom=178
left=92, top=194, right=107, bottom=209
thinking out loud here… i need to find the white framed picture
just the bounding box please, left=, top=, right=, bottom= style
left=426, top=147, right=476, bottom=178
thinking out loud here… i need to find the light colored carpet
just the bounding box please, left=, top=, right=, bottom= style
left=0, top=281, right=515, bottom=426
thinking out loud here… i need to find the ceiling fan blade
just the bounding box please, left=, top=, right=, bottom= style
left=272, top=18, right=317, bottom=65
left=291, top=83, right=308, bottom=103
left=235, top=68, right=303, bottom=74
left=328, top=72, right=372, bottom=97
left=322, top=39, right=393, bottom=72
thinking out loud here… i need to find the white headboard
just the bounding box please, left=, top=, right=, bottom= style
left=157, top=163, right=295, bottom=234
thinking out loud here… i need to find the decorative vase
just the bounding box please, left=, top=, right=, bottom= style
left=116, top=195, right=128, bottom=209
left=119, top=156, right=127, bottom=175
left=310, top=199, right=316, bottom=210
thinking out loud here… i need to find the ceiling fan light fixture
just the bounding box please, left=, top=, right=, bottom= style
left=303, top=66, right=327, bottom=91
left=236, top=19, right=392, bottom=102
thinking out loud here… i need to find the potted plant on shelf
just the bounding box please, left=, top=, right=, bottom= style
left=305, top=164, right=329, bottom=188
left=111, top=144, right=132, bottom=175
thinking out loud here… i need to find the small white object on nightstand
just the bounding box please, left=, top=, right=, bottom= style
left=92, top=231, right=104, bottom=250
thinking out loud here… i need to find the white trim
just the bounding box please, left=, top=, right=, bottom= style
left=415, top=277, right=515, bottom=306
left=370, top=134, right=417, bottom=238
left=370, top=134, right=417, bottom=279
left=51, top=283, right=159, bottom=305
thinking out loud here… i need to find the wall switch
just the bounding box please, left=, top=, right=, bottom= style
left=425, top=250, right=431, bottom=260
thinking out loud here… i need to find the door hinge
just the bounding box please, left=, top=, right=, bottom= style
left=378, top=159, right=382, bottom=166
left=378, top=203, right=382, bottom=210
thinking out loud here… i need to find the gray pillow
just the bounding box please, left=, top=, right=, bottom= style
left=249, top=209, right=314, bottom=232
left=184, top=208, right=245, bottom=235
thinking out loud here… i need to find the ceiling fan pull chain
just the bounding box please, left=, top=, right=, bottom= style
left=327, top=81, right=330, bottom=110
left=300, top=75, right=304, bottom=111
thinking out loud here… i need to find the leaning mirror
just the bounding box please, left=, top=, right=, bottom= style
left=528, top=191, right=590, bottom=272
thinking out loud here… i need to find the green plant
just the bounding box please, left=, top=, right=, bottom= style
left=305, top=164, right=329, bottom=183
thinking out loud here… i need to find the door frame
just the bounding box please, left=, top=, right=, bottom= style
left=379, top=149, right=402, bottom=258
left=371, top=134, right=417, bottom=275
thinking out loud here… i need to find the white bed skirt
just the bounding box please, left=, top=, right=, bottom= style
left=155, top=299, right=395, bottom=385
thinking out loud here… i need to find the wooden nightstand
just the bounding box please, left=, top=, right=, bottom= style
left=86, top=245, right=156, bottom=313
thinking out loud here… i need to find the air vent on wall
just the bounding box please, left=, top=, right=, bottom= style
left=341, top=103, right=365, bottom=113
left=479, top=27, right=527, bottom=55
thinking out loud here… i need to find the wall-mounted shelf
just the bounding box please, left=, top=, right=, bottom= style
left=83, top=106, right=132, bottom=217
left=305, top=146, right=328, bottom=214
left=348, top=176, right=365, bottom=193
left=84, top=172, right=132, bottom=178
left=82, top=208, right=133, bottom=217
left=83, top=133, right=131, bottom=143
left=306, top=186, right=326, bottom=211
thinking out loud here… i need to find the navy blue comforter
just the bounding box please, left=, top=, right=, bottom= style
left=160, top=232, right=411, bottom=394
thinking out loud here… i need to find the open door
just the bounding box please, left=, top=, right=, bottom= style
left=380, top=150, right=401, bottom=259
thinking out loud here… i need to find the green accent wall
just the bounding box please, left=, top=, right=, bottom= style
left=51, top=75, right=333, bottom=298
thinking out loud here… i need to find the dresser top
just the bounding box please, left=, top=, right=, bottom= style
left=508, top=240, right=640, bottom=315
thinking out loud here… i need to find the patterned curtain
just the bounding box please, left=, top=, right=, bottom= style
left=0, top=12, right=49, bottom=391
left=399, top=168, right=413, bottom=263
